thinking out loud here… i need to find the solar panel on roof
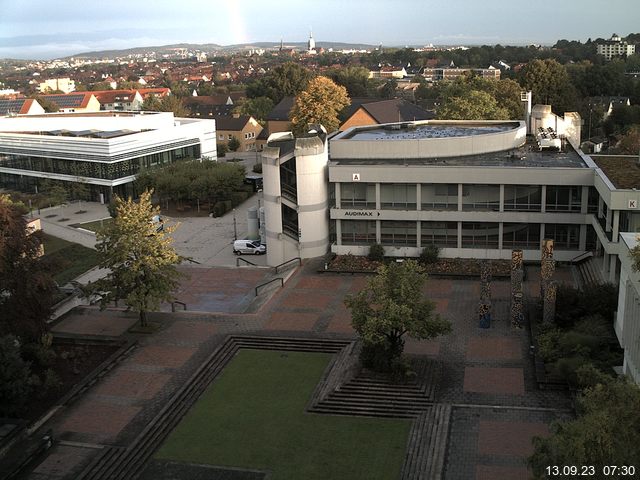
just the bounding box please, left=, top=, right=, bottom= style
left=0, top=99, right=28, bottom=114
left=43, top=94, right=86, bottom=108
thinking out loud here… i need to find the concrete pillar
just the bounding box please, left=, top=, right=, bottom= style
left=609, top=254, right=617, bottom=283
left=579, top=224, right=587, bottom=251
left=335, top=183, right=341, bottom=209
left=416, top=220, right=421, bottom=249
left=498, top=223, right=504, bottom=250
left=457, top=221, right=462, bottom=249
left=598, top=196, right=604, bottom=218
left=606, top=206, right=612, bottom=232
left=458, top=184, right=463, bottom=211
left=376, top=219, right=381, bottom=243
left=499, top=184, right=505, bottom=213
left=336, top=219, right=342, bottom=246
left=375, top=183, right=381, bottom=210
left=613, top=210, right=620, bottom=241
left=540, top=185, right=547, bottom=213
left=543, top=280, right=557, bottom=325
left=581, top=186, right=589, bottom=214
left=416, top=184, right=421, bottom=211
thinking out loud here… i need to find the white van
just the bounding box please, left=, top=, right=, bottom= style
left=233, top=239, right=266, bottom=255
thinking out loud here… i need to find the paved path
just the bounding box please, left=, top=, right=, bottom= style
left=27, top=260, right=576, bottom=480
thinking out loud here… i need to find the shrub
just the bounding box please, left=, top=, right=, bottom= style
left=211, top=202, right=226, bottom=217
left=419, top=244, right=440, bottom=264
left=252, top=163, right=263, bottom=174
left=216, top=143, right=228, bottom=157
left=230, top=191, right=249, bottom=206
left=368, top=243, right=385, bottom=262
left=228, top=136, right=241, bottom=152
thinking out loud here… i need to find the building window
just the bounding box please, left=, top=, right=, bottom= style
left=461, top=222, right=500, bottom=248
left=545, top=224, right=580, bottom=249
left=279, top=157, right=297, bottom=202
left=504, top=186, right=542, bottom=211
left=282, top=204, right=298, bottom=240
left=545, top=186, right=582, bottom=212
left=502, top=223, right=540, bottom=248
left=340, top=183, right=376, bottom=209
left=421, top=184, right=457, bottom=211
left=381, top=221, right=417, bottom=246
left=341, top=220, right=376, bottom=245
left=219, top=134, right=224, bottom=140
left=588, top=187, right=599, bottom=214
left=421, top=221, right=458, bottom=247
left=461, top=185, right=500, bottom=211
left=228, top=134, right=233, bottom=140
left=380, top=184, right=417, bottom=210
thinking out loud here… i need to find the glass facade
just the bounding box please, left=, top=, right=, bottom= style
left=504, top=186, right=542, bottom=212
left=461, top=222, right=500, bottom=248
left=503, top=223, right=541, bottom=248
left=545, top=186, right=582, bottom=212
left=341, top=183, right=376, bottom=209
left=0, top=145, right=200, bottom=181
left=380, top=221, right=417, bottom=246
left=380, top=184, right=417, bottom=210
left=421, top=221, right=458, bottom=247
left=279, top=157, right=297, bottom=202
left=421, top=184, right=457, bottom=210
left=282, top=204, right=298, bottom=239
left=461, top=185, right=500, bottom=211
left=545, top=223, right=580, bottom=249
left=341, top=220, right=376, bottom=245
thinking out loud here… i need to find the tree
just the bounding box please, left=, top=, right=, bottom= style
left=91, top=190, right=184, bottom=327
left=290, top=76, right=350, bottom=135
left=614, top=125, right=640, bottom=154
left=329, top=66, right=372, bottom=97
left=344, top=260, right=452, bottom=371
left=519, top=59, right=578, bottom=114
left=34, top=96, right=60, bottom=113
left=438, top=90, right=509, bottom=120
left=236, top=96, right=274, bottom=124
left=529, top=373, right=640, bottom=478
left=246, top=62, right=313, bottom=104
left=142, top=95, right=188, bottom=117
left=227, top=136, right=241, bottom=152
left=0, top=195, right=56, bottom=341
left=0, top=335, right=35, bottom=416
left=380, top=79, right=398, bottom=99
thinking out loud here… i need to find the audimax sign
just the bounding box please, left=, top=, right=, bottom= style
left=343, top=210, right=381, bottom=217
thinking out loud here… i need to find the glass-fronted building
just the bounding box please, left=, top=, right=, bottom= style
left=0, top=111, right=216, bottom=201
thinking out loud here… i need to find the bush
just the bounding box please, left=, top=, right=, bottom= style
left=217, top=143, right=228, bottom=157
left=230, top=191, right=249, bottom=207
left=252, top=163, right=263, bottom=174
left=228, top=136, right=241, bottom=152
left=419, top=244, right=440, bottom=264
left=368, top=243, right=385, bottom=262
left=210, top=202, right=226, bottom=217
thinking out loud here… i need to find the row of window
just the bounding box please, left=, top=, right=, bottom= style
left=340, top=220, right=587, bottom=250
left=217, top=132, right=256, bottom=141
left=0, top=145, right=200, bottom=180
left=339, top=183, right=597, bottom=213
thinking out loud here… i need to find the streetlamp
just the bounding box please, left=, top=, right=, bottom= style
left=233, top=208, right=238, bottom=241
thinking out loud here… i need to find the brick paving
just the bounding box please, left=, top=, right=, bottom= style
left=27, top=260, right=576, bottom=480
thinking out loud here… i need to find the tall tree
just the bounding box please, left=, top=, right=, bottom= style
left=246, top=62, right=313, bottom=104
left=91, top=190, right=184, bottom=327
left=344, top=260, right=451, bottom=371
left=438, top=90, right=509, bottom=120
left=529, top=372, right=640, bottom=478
left=290, top=76, right=350, bottom=134
left=142, top=95, right=188, bottom=117
left=519, top=59, right=578, bottom=114
left=329, top=65, right=372, bottom=98
left=0, top=195, right=56, bottom=341
left=236, top=96, right=274, bottom=124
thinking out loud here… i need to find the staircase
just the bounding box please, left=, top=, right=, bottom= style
left=309, top=358, right=439, bottom=418
left=575, top=256, right=605, bottom=288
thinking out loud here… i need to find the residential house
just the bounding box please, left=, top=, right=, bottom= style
left=588, top=96, right=631, bottom=119
left=0, top=98, right=45, bottom=116
left=339, top=98, right=435, bottom=131
left=38, top=92, right=101, bottom=113
left=597, top=34, right=636, bottom=60
left=38, top=77, right=76, bottom=94
left=255, top=96, right=295, bottom=151
left=214, top=115, right=263, bottom=152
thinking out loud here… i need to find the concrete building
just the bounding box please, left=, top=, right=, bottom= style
left=596, top=34, right=636, bottom=60
left=261, top=106, right=640, bottom=383
left=0, top=111, right=216, bottom=202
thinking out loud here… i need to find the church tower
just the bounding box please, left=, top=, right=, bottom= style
left=308, top=29, right=316, bottom=54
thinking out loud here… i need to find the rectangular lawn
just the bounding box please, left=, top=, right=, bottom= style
left=42, top=233, right=99, bottom=285
left=156, top=349, right=411, bottom=480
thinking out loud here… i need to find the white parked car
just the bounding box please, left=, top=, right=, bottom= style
left=233, top=239, right=266, bottom=255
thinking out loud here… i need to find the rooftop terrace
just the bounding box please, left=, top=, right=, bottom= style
left=344, top=122, right=518, bottom=141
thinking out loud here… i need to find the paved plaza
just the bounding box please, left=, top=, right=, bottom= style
left=26, top=259, right=575, bottom=480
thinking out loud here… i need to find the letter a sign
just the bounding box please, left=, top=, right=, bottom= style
left=352, top=173, right=361, bottom=181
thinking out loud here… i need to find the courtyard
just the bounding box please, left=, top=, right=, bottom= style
left=24, top=259, right=574, bottom=480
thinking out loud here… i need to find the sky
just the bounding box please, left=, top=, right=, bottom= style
left=1, top=0, right=639, bottom=60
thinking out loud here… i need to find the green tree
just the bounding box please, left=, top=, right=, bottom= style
left=438, top=90, right=509, bottom=120
left=34, top=96, right=60, bottom=113
left=0, top=195, right=56, bottom=341
left=142, top=95, right=188, bottom=117
left=246, top=62, right=313, bottom=104
left=0, top=335, right=35, bottom=416
left=344, top=260, right=452, bottom=371
left=529, top=373, right=640, bottom=479
left=519, top=59, right=578, bottom=113
left=329, top=65, right=372, bottom=97
left=614, top=125, right=640, bottom=154
left=380, top=79, right=398, bottom=99
left=290, top=76, right=350, bottom=134
left=227, top=136, right=241, bottom=152
left=237, top=96, right=274, bottom=124
left=91, top=190, right=184, bottom=327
